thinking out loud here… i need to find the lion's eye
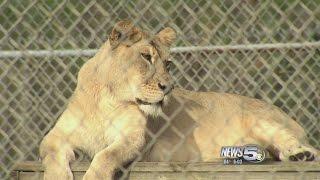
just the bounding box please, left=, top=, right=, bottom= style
left=165, top=61, right=173, bottom=71
left=141, top=53, right=152, bottom=63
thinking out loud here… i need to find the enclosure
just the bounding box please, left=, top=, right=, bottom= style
left=1, top=0, right=320, bottom=179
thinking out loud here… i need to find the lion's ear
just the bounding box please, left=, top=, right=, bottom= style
left=109, top=20, right=142, bottom=49
left=156, top=27, right=176, bottom=47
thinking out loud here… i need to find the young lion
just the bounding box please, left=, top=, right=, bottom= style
left=40, top=20, right=176, bottom=180
left=40, top=20, right=319, bottom=180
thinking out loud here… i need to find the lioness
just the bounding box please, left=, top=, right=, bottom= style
left=40, top=20, right=319, bottom=180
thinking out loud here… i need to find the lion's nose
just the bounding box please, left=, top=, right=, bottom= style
left=158, top=83, right=167, bottom=91
left=158, top=83, right=174, bottom=95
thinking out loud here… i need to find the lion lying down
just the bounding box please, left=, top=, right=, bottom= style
left=40, top=20, right=319, bottom=180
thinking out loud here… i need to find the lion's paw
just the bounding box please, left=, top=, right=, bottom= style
left=83, top=168, right=113, bottom=180
left=44, top=168, right=73, bottom=180
left=288, top=151, right=315, bottom=161
left=279, top=144, right=318, bottom=161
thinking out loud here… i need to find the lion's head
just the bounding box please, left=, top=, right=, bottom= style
left=95, top=20, right=176, bottom=115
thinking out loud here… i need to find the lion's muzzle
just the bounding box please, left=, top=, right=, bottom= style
left=158, top=83, right=174, bottom=96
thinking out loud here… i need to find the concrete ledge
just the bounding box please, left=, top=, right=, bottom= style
left=12, top=161, right=320, bottom=180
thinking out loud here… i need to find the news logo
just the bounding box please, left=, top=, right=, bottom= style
left=220, top=144, right=265, bottom=165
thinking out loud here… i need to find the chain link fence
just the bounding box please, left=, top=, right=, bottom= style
left=1, top=0, right=320, bottom=179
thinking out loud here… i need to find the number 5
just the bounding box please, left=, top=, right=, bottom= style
left=243, top=146, right=258, bottom=161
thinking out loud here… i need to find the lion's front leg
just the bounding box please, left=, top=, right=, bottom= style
left=40, top=131, right=75, bottom=180
left=83, top=130, right=145, bottom=180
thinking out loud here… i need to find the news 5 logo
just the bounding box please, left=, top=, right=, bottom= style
left=220, top=144, right=266, bottom=164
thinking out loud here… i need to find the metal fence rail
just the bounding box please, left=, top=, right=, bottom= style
left=0, top=0, right=319, bottom=179
left=1, top=41, right=320, bottom=58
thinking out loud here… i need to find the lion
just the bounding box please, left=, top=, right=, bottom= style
left=40, top=20, right=319, bottom=180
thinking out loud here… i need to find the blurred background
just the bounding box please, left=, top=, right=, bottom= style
left=0, top=0, right=319, bottom=179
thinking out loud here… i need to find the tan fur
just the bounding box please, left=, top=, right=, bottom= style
left=40, top=20, right=176, bottom=180
left=40, top=21, right=319, bottom=180
left=145, top=89, right=319, bottom=162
